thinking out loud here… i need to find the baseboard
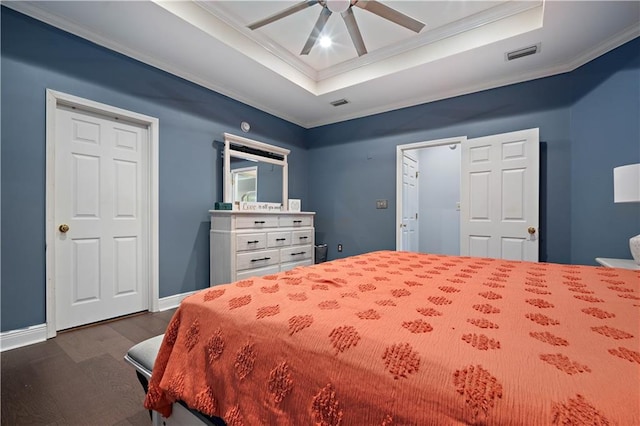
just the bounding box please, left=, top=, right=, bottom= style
left=1, top=293, right=194, bottom=351
left=158, top=290, right=198, bottom=311
left=0, top=323, right=47, bottom=352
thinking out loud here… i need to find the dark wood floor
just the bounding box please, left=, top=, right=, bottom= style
left=1, top=309, right=176, bottom=426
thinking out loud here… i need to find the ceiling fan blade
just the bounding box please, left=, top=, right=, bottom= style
left=300, top=7, right=332, bottom=55
left=355, top=0, right=425, bottom=33
left=342, top=8, right=367, bottom=56
left=248, top=0, right=317, bottom=30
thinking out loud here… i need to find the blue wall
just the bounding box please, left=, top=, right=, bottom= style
left=570, top=40, right=640, bottom=265
left=307, top=77, right=574, bottom=263
left=1, top=6, right=638, bottom=333
left=307, top=38, right=639, bottom=264
left=0, top=7, right=308, bottom=332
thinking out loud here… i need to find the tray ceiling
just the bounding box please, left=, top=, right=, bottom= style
left=5, top=1, right=640, bottom=128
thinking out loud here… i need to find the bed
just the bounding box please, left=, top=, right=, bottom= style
left=143, top=250, right=640, bottom=425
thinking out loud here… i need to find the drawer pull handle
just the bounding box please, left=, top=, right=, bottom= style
left=290, top=251, right=306, bottom=256
left=254, top=220, right=266, bottom=224
left=276, top=238, right=287, bottom=241
left=247, top=240, right=259, bottom=244
left=293, top=220, right=302, bottom=223
left=299, top=236, right=308, bottom=239
left=251, top=257, right=271, bottom=263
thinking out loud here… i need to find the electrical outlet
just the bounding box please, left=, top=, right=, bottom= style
left=337, top=244, right=343, bottom=252
left=376, top=199, right=388, bottom=209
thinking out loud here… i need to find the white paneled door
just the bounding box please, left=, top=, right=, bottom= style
left=54, top=105, right=148, bottom=330
left=460, top=128, right=539, bottom=261
left=401, top=153, right=419, bottom=252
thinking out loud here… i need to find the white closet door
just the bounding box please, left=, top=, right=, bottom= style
left=460, top=128, right=539, bottom=261
left=54, top=105, right=148, bottom=330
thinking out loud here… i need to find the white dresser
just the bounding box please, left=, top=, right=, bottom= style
left=209, top=210, right=315, bottom=285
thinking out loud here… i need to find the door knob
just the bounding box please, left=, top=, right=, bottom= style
left=527, top=227, right=536, bottom=235
left=59, top=224, right=70, bottom=233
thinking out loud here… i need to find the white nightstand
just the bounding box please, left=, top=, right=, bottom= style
left=595, top=257, right=640, bottom=270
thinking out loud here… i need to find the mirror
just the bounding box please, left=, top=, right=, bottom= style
left=223, top=133, right=289, bottom=209
left=229, top=160, right=284, bottom=203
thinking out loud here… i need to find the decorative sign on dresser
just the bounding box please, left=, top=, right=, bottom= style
left=209, top=210, right=315, bottom=285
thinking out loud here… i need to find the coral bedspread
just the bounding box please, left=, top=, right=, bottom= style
left=145, top=251, right=640, bottom=425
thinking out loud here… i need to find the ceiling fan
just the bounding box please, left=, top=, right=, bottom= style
left=247, top=0, right=425, bottom=57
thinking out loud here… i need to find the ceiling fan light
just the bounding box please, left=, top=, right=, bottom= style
left=319, top=36, right=332, bottom=48
left=326, top=0, right=350, bottom=14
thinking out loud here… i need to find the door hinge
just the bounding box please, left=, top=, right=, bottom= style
left=415, top=213, right=418, bottom=220
left=415, top=171, right=419, bottom=178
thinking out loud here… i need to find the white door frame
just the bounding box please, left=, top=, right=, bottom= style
left=45, top=89, right=160, bottom=338
left=396, top=136, right=466, bottom=250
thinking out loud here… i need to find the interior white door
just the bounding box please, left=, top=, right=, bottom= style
left=401, top=153, right=419, bottom=251
left=460, top=128, right=539, bottom=261
left=54, top=105, right=148, bottom=330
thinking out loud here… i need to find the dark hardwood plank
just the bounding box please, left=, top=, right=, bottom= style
left=77, top=353, right=146, bottom=421
left=107, top=313, right=170, bottom=344
left=1, top=362, right=66, bottom=425
left=1, top=309, right=175, bottom=426
left=55, top=323, right=128, bottom=363
left=1, top=339, right=65, bottom=369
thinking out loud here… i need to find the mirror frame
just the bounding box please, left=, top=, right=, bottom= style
left=223, top=133, right=290, bottom=209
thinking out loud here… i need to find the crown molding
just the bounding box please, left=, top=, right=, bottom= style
left=304, top=25, right=640, bottom=128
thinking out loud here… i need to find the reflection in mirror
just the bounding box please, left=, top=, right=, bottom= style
left=229, top=159, right=284, bottom=204
left=223, top=133, right=289, bottom=209
left=231, top=165, right=257, bottom=203
left=255, top=163, right=283, bottom=203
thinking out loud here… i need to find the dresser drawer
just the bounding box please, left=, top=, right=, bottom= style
left=267, top=231, right=291, bottom=248
left=292, top=229, right=313, bottom=246
left=236, top=233, right=267, bottom=251
left=236, top=215, right=279, bottom=229
left=236, top=249, right=280, bottom=271
left=279, top=215, right=312, bottom=228
left=280, top=245, right=312, bottom=263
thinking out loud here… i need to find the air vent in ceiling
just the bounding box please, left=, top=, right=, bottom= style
left=330, top=99, right=349, bottom=107
left=505, top=43, right=540, bottom=61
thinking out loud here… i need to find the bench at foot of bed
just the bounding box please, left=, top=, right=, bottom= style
left=124, top=335, right=225, bottom=426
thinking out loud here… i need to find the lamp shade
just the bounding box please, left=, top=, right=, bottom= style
left=613, top=163, right=640, bottom=203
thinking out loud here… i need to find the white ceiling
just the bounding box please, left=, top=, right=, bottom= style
left=6, top=1, right=640, bottom=128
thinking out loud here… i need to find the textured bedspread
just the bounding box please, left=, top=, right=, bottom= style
left=145, top=251, right=640, bottom=425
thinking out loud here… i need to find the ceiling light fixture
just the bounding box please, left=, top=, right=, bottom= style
left=247, top=0, right=424, bottom=57
left=326, top=0, right=350, bottom=14
left=319, top=36, right=332, bottom=48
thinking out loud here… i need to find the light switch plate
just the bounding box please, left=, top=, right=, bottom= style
left=376, top=199, right=388, bottom=209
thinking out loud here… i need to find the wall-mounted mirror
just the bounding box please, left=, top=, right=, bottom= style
left=223, top=133, right=289, bottom=209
